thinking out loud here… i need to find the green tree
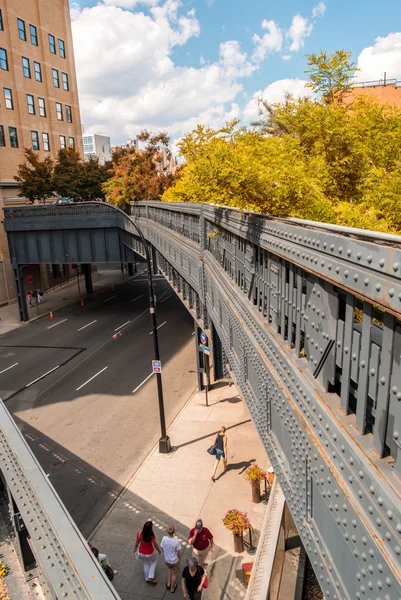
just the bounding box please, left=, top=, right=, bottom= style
left=80, top=155, right=110, bottom=200
left=305, top=50, right=358, bottom=104
left=14, top=149, right=54, bottom=203
left=53, top=148, right=84, bottom=198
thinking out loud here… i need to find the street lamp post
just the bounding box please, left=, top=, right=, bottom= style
left=105, top=202, right=171, bottom=454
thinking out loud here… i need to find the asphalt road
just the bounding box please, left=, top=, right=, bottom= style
left=0, top=267, right=197, bottom=536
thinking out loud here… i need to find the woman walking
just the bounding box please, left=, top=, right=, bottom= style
left=212, top=426, right=228, bottom=481
left=182, top=557, right=206, bottom=600
left=134, top=520, right=161, bottom=584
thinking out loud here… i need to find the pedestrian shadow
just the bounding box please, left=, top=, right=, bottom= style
left=215, top=459, right=256, bottom=480
left=174, top=419, right=251, bottom=450
left=218, top=396, right=242, bottom=404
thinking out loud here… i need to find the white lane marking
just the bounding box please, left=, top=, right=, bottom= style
left=149, top=321, right=167, bottom=335
left=104, top=295, right=117, bottom=303
left=77, top=320, right=97, bottom=332
left=26, top=365, right=60, bottom=388
left=160, top=295, right=171, bottom=303
left=131, top=295, right=144, bottom=303
left=114, top=320, right=130, bottom=332
left=132, top=372, right=153, bottom=394
left=0, top=363, right=19, bottom=375
left=47, top=319, right=68, bottom=330
left=76, top=366, right=108, bottom=391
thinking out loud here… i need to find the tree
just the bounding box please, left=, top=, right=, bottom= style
left=53, top=148, right=84, bottom=198
left=14, top=149, right=54, bottom=203
left=305, top=50, right=358, bottom=104
left=103, top=131, right=176, bottom=207
left=80, top=155, right=110, bottom=200
left=162, top=50, right=401, bottom=234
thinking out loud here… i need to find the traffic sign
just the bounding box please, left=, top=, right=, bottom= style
left=200, top=332, right=208, bottom=345
left=27, top=275, right=34, bottom=284
left=199, top=344, right=210, bottom=355
left=152, top=360, right=162, bottom=374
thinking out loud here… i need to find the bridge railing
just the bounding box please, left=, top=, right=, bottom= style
left=132, top=200, right=401, bottom=474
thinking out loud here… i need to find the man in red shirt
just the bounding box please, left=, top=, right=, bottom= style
left=188, top=519, right=214, bottom=568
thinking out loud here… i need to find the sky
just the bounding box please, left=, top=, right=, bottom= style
left=70, top=0, right=401, bottom=148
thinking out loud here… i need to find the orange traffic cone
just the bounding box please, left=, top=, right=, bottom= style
left=80, top=298, right=85, bottom=307
left=49, top=311, right=55, bottom=321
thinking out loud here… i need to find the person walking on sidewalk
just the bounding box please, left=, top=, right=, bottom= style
left=211, top=426, right=228, bottom=481
left=188, top=519, right=214, bottom=569
left=161, top=525, right=182, bottom=593
left=89, top=543, right=118, bottom=578
left=134, top=519, right=161, bottom=584
left=26, top=292, right=32, bottom=308
left=182, top=557, right=206, bottom=600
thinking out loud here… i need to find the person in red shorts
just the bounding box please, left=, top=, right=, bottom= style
left=188, top=519, right=214, bottom=568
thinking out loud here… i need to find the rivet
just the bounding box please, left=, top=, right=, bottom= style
left=375, top=283, right=382, bottom=291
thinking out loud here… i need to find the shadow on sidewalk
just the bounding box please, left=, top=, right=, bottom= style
left=13, top=419, right=252, bottom=600
left=174, top=419, right=251, bottom=450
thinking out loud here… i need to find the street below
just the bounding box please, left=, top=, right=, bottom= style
left=0, top=266, right=197, bottom=536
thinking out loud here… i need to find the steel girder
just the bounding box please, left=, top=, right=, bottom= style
left=3, top=201, right=401, bottom=600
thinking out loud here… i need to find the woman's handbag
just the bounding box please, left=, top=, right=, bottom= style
left=207, top=444, right=216, bottom=455
left=198, top=567, right=209, bottom=588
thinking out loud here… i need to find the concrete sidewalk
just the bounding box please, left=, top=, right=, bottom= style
left=0, top=268, right=132, bottom=336
left=90, top=383, right=270, bottom=600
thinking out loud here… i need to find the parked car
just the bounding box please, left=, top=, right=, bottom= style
left=57, top=197, right=71, bottom=204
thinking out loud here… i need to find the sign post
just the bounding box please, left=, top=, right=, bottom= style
left=199, top=332, right=210, bottom=406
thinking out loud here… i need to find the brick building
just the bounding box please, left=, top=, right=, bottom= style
left=0, top=0, right=83, bottom=304
left=348, top=77, right=401, bottom=107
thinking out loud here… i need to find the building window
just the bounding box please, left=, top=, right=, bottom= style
left=42, top=132, right=50, bottom=152
left=30, top=24, right=38, bottom=46
left=48, top=34, right=56, bottom=54
left=9, top=127, right=18, bottom=148
left=65, top=105, right=72, bottom=123
left=31, top=130, right=39, bottom=151
left=4, top=88, right=13, bottom=110
left=62, top=72, right=69, bottom=91
left=69, top=137, right=75, bottom=148
left=17, top=18, right=26, bottom=41
left=58, top=39, right=66, bottom=58
left=38, top=97, right=46, bottom=117
left=27, top=94, right=35, bottom=115
left=56, top=102, right=63, bottom=121
left=0, top=10, right=3, bottom=31
left=59, top=135, right=66, bottom=150
left=34, top=61, right=42, bottom=82
left=0, top=48, right=8, bottom=71
left=22, top=57, right=31, bottom=78
left=0, top=125, right=5, bottom=147
left=52, top=68, right=59, bottom=88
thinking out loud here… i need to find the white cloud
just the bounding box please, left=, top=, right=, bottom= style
left=72, top=1, right=256, bottom=143
left=103, top=0, right=160, bottom=7
left=357, top=32, right=401, bottom=81
left=287, top=14, right=313, bottom=52
left=312, top=2, right=326, bottom=19
left=282, top=54, right=292, bottom=61
left=244, top=78, right=312, bottom=119
left=252, top=20, right=283, bottom=62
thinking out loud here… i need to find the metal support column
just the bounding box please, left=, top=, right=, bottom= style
left=128, top=262, right=134, bottom=276
left=83, top=264, right=93, bottom=294
left=13, top=264, right=28, bottom=322
left=152, top=246, right=158, bottom=275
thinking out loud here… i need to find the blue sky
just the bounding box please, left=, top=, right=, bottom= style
left=70, top=0, right=401, bottom=146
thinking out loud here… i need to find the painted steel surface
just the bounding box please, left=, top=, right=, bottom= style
left=3, top=201, right=401, bottom=600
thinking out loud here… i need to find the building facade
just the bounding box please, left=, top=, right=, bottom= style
left=83, top=133, right=111, bottom=165
left=0, top=0, right=83, bottom=304
left=348, top=78, right=401, bottom=107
